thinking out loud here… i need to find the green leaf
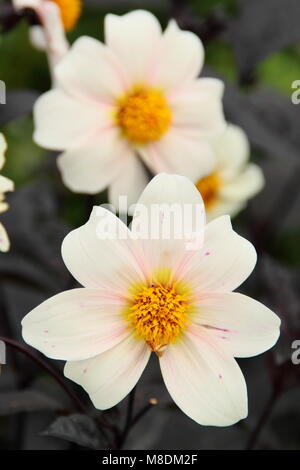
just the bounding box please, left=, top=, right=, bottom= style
left=191, top=0, right=237, bottom=17
left=0, top=20, right=50, bottom=92
left=205, top=40, right=237, bottom=81
left=257, top=48, right=300, bottom=96
left=1, top=116, right=48, bottom=186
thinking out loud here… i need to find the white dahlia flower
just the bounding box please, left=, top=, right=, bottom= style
left=196, top=124, right=265, bottom=221
left=22, top=173, right=280, bottom=426
left=33, top=10, right=225, bottom=207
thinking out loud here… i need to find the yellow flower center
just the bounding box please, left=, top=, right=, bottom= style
left=51, top=0, right=82, bottom=32
left=196, top=172, right=221, bottom=208
left=126, top=282, right=191, bottom=354
left=116, top=87, right=172, bottom=144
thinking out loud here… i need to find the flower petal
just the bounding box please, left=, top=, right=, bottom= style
left=108, top=157, right=149, bottom=211
left=131, top=174, right=205, bottom=278
left=0, top=133, right=7, bottom=170
left=13, top=0, right=40, bottom=9
left=39, top=1, right=69, bottom=67
left=205, top=199, right=246, bottom=222
left=148, top=20, right=204, bottom=91
left=180, top=215, right=257, bottom=292
left=214, top=124, right=250, bottom=180
left=0, top=223, right=9, bottom=252
left=169, top=78, right=225, bottom=137
left=57, top=128, right=132, bottom=194
left=34, top=89, right=109, bottom=150
left=0, top=175, right=14, bottom=193
left=22, top=288, right=128, bottom=361
left=64, top=335, right=150, bottom=409
left=138, top=129, right=215, bottom=181
left=160, top=329, right=248, bottom=426
left=105, top=10, right=161, bottom=84
left=29, top=25, right=47, bottom=51
left=55, top=36, right=126, bottom=103
left=219, top=164, right=265, bottom=201
left=193, top=292, right=280, bottom=358
left=62, top=205, right=146, bottom=292
left=190, top=77, right=225, bottom=98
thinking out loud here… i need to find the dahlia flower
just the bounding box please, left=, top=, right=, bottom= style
left=196, top=124, right=265, bottom=221
left=22, top=173, right=280, bottom=426
left=33, top=10, right=225, bottom=206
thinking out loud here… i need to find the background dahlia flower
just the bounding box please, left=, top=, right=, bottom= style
left=22, top=173, right=280, bottom=426
left=12, top=0, right=81, bottom=68
left=0, top=134, right=15, bottom=252
left=196, top=124, right=265, bottom=221
left=34, top=9, right=225, bottom=207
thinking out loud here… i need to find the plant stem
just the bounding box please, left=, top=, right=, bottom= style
left=119, top=396, right=158, bottom=449
left=130, top=398, right=158, bottom=429
left=246, top=387, right=281, bottom=450
left=0, top=336, right=87, bottom=413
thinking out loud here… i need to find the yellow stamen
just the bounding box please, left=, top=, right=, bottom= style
left=51, top=0, right=82, bottom=32
left=116, top=86, right=172, bottom=144
left=126, top=282, right=191, bottom=354
left=196, top=172, right=221, bottom=208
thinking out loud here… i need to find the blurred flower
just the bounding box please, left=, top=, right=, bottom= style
left=12, top=0, right=81, bottom=67
left=22, top=173, right=280, bottom=426
left=0, top=134, right=15, bottom=252
left=33, top=10, right=225, bottom=206
left=196, top=124, right=265, bottom=221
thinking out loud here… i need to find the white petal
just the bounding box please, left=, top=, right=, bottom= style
left=62, top=206, right=146, bottom=292
left=138, top=129, right=215, bottom=181
left=219, top=164, right=265, bottom=201
left=0, top=202, right=9, bottom=213
left=194, top=292, right=280, bottom=358
left=148, top=20, right=204, bottom=91
left=0, top=175, right=14, bottom=193
left=205, top=199, right=246, bottom=222
left=108, top=157, right=149, bottom=211
left=160, top=329, right=248, bottom=426
left=105, top=10, right=161, bottom=84
left=34, top=89, right=109, bottom=150
left=213, top=124, right=250, bottom=179
left=133, top=173, right=205, bottom=226
left=39, top=2, right=69, bottom=67
left=131, top=174, right=205, bottom=278
left=190, top=77, right=225, bottom=99
left=169, top=78, right=226, bottom=137
left=64, top=335, right=150, bottom=409
left=13, top=0, right=41, bottom=10
left=57, top=128, right=132, bottom=194
left=29, top=26, right=47, bottom=51
left=179, top=215, right=257, bottom=292
left=22, top=288, right=128, bottom=361
left=55, top=36, right=126, bottom=103
left=0, top=134, right=7, bottom=170
left=0, top=223, right=10, bottom=252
